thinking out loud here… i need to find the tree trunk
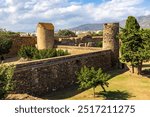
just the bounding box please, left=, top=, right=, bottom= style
left=137, top=61, right=142, bottom=75
left=131, top=65, right=134, bottom=73
left=100, top=84, right=106, bottom=92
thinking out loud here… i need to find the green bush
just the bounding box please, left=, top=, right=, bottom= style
left=18, top=46, right=70, bottom=60
left=0, top=64, right=15, bottom=99
left=77, top=66, right=110, bottom=97
left=0, top=39, right=12, bottom=57
left=57, top=29, right=76, bottom=37
left=56, top=49, right=69, bottom=56
left=33, top=49, right=56, bottom=60
left=95, top=41, right=103, bottom=47
left=0, top=28, right=18, bottom=58
left=18, top=46, right=38, bottom=59
left=33, top=49, right=69, bottom=60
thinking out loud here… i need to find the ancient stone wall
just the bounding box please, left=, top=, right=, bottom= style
left=8, top=36, right=36, bottom=57
left=13, top=49, right=112, bottom=96
left=57, top=35, right=102, bottom=47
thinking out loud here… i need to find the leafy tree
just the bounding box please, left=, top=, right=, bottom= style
left=57, top=29, right=76, bottom=37
left=0, top=64, right=15, bottom=99
left=120, top=16, right=150, bottom=74
left=0, top=28, right=19, bottom=60
left=77, top=66, right=110, bottom=97
left=140, top=29, right=150, bottom=61
left=0, top=39, right=12, bottom=59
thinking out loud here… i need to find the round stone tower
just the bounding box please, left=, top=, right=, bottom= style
left=37, top=22, right=54, bottom=50
left=103, top=23, right=119, bottom=67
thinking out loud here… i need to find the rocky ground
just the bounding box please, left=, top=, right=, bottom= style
left=5, top=94, right=43, bottom=100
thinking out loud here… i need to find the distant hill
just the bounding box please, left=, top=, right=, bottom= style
left=70, top=15, right=150, bottom=31
left=69, top=23, right=103, bottom=31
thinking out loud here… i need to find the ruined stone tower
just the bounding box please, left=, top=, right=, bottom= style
left=37, top=22, right=54, bottom=50
left=103, top=23, right=119, bottom=67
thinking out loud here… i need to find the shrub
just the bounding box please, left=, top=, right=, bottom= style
left=77, top=66, right=110, bottom=97
left=33, top=49, right=57, bottom=60
left=0, top=39, right=12, bottom=57
left=18, top=46, right=70, bottom=60
left=18, top=46, right=38, bottom=59
left=0, top=64, right=15, bottom=99
left=95, top=41, right=103, bottom=47
left=33, top=49, right=69, bottom=60
left=56, top=49, right=69, bottom=56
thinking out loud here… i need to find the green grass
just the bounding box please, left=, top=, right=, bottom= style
left=43, top=67, right=150, bottom=100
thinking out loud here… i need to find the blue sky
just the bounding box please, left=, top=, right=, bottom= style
left=0, top=0, right=150, bottom=32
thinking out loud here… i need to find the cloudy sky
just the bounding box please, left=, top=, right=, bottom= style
left=0, top=0, right=150, bottom=32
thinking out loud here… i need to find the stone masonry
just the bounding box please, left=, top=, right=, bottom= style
left=37, top=23, right=54, bottom=50
left=103, top=23, right=119, bottom=67
left=13, top=50, right=112, bottom=96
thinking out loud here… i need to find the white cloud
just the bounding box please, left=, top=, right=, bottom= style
left=0, top=0, right=149, bottom=32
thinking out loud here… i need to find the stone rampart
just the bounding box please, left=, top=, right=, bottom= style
left=13, top=49, right=112, bottom=96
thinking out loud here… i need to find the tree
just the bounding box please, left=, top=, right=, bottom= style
left=57, top=29, right=76, bottom=37
left=0, top=39, right=12, bottom=59
left=77, top=66, right=110, bottom=97
left=120, top=16, right=150, bottom=75
left=0, top=28, right=17, bottom=60
left=0, top=64, right=15, bottom=99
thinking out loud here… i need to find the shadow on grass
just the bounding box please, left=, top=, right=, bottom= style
left=97, top=90, right=134, bottom=100
left=142, top=64, right=150, bottom=68
left=141, top=62, right=150, bottom=78
left=42, top=85, right=86, bottom=100
left=142, top=69, right=150, bottom=78
left=42, top=68, right=129, bottom=100
left=107, top=68, right=128, bottom=80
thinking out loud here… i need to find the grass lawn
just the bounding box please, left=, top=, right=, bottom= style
left=43, top=66, right=150, bottom=100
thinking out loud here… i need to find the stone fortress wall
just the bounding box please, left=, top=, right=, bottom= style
left=13, top=50, right=111, bottom=96
left=11, top=22, right=119, bottom=96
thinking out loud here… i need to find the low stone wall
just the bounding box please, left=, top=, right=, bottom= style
left=13, top=49, right=112, bottom=96
left=57, top=35, right=102, bottom=46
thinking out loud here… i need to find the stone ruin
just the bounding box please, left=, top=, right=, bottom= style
left=57, top=35, right=102, bottom=47
left=36, top=22, right=120, bottom=66
left=36, top=22, right=54, bottom=50
left=103, top=23, right=119, bottom=67
left=11, top=22, right=120, bottom=96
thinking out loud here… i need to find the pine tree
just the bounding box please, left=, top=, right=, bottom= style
left=120, top=16, right=150, bottom=75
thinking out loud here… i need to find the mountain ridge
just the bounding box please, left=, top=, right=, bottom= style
left=69, top=15, right=150, bottom=31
